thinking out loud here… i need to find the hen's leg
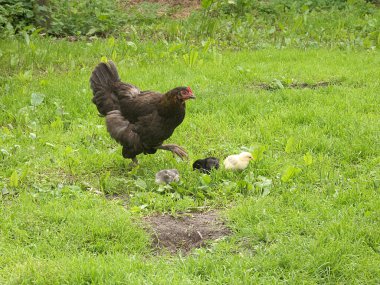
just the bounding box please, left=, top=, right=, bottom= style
left=131, top=157, right=138, bottom=165
left=155, top=144, right=188, bottom=159
left=122, top=146, right=139, bottom=166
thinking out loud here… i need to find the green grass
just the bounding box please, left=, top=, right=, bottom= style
left=0, top=36, right=379, bottom=284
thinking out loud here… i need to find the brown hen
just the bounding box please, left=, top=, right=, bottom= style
left=90, top=61, right=195, bottom=164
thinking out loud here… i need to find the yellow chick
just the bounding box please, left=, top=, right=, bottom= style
left=223, top=152, right=253, bottom=170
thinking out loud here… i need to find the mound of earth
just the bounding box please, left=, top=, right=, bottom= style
left=127, top=0, right=200, bottom=18
left=129, top=0, right=200, bottom=7
left=144, top=211, right=231, bottom=254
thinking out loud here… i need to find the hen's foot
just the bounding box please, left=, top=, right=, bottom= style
left=156, top=144, right=188, bottom=160
left=127, top=157, right=138, bottom=168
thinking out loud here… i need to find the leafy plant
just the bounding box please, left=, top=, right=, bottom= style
left=303, top=152, right=313, bottom=166
left=281, top=165, right=302, bottom=182
left=183, top=49, right=203, bottom=67
left=30, top=92, right=45, bottom=107
left=0, top=0, right=35, bottom=35
left=285, top=137, right=296, bottom=153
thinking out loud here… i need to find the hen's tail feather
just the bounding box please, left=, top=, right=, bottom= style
left=90, top=61, right=121, bottom=116
left=90, top=61, right=120, bottom=88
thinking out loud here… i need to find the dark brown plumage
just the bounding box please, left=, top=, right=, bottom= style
left=193, top=157, right=220, bottom=174
left=90, top=61, right=195, bottom=164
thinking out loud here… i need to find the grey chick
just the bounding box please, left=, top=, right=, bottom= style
left=155, top=169, right=180, bottom=184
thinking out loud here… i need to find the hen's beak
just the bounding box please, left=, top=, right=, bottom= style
left=183, top=93, right=196, bottom=100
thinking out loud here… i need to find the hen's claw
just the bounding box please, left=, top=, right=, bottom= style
left=156, top=144, right=188, bottom=160
left=130, top=157, right=139, bottom=166
left=125, top=157, right=138, bottom=169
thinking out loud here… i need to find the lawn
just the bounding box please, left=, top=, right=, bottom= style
left=0, top=30, right=380, bottom=284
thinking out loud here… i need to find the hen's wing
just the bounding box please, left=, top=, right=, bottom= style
left=106, top=106, right=176, bottom=159
left=118, top=90, right=163, bottom=123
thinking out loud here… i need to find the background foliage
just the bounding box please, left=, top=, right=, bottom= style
left=0, top=0, right=379, bottom=49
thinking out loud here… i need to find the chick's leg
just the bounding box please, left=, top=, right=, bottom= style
left=155, top=144, right=188, bottom=159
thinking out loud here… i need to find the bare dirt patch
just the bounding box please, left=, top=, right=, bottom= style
left=144, top=211, right=231, bottom=254
left=253, top=80, right=341, bottom=91
left=105, top=193, right=130, bottom=206
left=129, top=0, right=200, bottom=7
left=126, top=0, right=200, bottom=18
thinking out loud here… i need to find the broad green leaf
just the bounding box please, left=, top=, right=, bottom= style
left=9, top=171, right=19, bottom=188
left=87, top=28, right=97, bottom=35
left=130, top=206, right=142, bottom=213
left=135, top=178, right=147, bottom=190
left=51, top=117, right=63, bottom=129
left=39, top=79, right=48, bottom=86
left=237, top=180, right=253, bottom=192
left=156, top=185, right=166, bottom=193
left=107, top=36, right=115, bottom=47
left=2, top=127, right=11, bottom=135
left=281, top=165, right=302, bottom=182
left=262, top=188, right=271, bottom=196
left=111, top=50, right=117, bottom=61
left=285, top=137, right=295, bottom=153
left=201, top=0, right=213, bottom=9
left=2, top=187, right=9, bottom=195
left=31, top=93, right=45, bottom=107
left=200, top=175, right=211, bottom=185
left=252, top=145, right=267, bottom=162
left=303, top=152, right=313, bottom=166
left=126, top=41, right=137, bottom=51
left=64, top=146, right=74, bottom=155
left=99, top=171, right=110, bottom=191
left=20, top=167, right=29, bottom=182
left=255, top=176, right=273, bottom=188
left=273, top=79, right=284, bottom=89
left=10, top=55, right=19, bottom=67
left=22, top=31, right=30, bottom=46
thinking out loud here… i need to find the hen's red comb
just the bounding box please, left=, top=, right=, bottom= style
left=187, top=87, right=193, bottom=93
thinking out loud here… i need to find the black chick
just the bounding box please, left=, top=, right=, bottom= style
left=192, top=157, right=220, bottom=174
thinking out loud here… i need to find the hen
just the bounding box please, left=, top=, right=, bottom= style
left=90, top=61, right=195, bottom=164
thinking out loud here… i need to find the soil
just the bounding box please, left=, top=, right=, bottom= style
left=105, top=193, right=130, bottom=206
left=144, top=211, right=231, bottom=254
left=129, top=0, right=200, bottom=7
left=127, top=0, right=201, bottom=18
left=254, top=81, right=337, bottom=91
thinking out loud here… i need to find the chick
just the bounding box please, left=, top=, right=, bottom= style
left=223, top=152, right=253, bottom=171
left=192, top=157, right=220, bottom=174
left=155, top=169, right=180, bottom=184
